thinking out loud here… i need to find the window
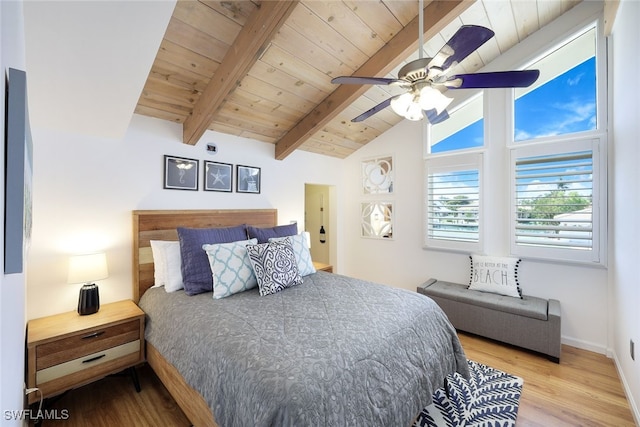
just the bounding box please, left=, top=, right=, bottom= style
left=511, top=139, right=601, bottom=263
left=429, top=94, right=483, bottom=154
left=514, top=28, right=597, bottom=141
left=424, top=14, right=607, bottom=266
left=425, top=153, right=482, bottom=252
left=509, top=21, right=606, bottom=265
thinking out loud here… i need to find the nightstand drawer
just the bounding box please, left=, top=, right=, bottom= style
left=37, top=340, right=140, bottom=384
left=37, top=320, right=140, bottom=370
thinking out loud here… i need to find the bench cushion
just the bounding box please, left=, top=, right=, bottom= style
left=421, top=280, right=548, bottom=321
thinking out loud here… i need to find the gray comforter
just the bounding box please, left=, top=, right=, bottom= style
left=139, top=271, right=468, bottom=427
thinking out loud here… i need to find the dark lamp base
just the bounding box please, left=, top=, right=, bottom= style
left=78, top=283, right=100, bottom=315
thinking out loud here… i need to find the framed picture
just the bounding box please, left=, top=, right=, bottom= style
left=5, top=68, right=33, bottom=274
left=236, top=165, right=261, bottom=194
left=362, top=155, right=393, bottom=194
left=204, top=161, right=233, bottom=192
left=361, top=201, right=393, bottom=239
left=164, top=155, right=198, bottom=190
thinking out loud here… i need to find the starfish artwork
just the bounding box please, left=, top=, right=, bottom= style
left=210, top=168, right=227, bottom=186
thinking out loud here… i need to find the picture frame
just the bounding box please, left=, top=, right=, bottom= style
left=361, top=201, right=394, bottom=239
left=164, top=155, right=198, bottom=190
left=362, top=155, right=393, bottom=195
left=236, top=165, right=261, bottom=194
left=204, top=161, right=233, bottom=192
left=4, top=68, right=33, bottom=274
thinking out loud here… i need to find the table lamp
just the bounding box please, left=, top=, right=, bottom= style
left=68, top=253, right=108, bottom=315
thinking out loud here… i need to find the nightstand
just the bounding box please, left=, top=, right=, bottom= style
left=26, top=300, right=145, bottom=405
left=313, top=261, right=333, bottom=273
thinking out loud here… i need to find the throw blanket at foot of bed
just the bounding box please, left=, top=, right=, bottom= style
left=418, top=279, right=561, bottom=362
left=414, top=360, right=523, bottom=427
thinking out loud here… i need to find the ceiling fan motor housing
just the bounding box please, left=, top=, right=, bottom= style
left=398, top=58, right=432, bottom=82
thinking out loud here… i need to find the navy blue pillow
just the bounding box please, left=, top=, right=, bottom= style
left=177, top=225, right=248, bottom=295
left=246, top=223, right=298, bottom=244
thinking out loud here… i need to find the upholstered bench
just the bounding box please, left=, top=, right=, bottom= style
left=418, top=278, right=561, bottom=362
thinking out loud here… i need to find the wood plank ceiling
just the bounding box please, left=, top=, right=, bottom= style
left=135, top=0, right=580, bottom=159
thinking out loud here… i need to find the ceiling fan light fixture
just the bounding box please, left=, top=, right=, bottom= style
left=405, top=103, right=424, bottom=121
left=390, top=92, right=423, bottom=121
left=418, top=86, right=453, bottom=114
left=390, top=92, right=412, bottom=115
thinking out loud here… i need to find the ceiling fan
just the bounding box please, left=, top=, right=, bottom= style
left=332, top=16, right=539, bottom=124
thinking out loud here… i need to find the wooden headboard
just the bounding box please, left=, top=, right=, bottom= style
left=132, top=209, right=278, bottom=302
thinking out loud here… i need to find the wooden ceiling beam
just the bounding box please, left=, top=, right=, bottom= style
left=274, top=0, right=474, bottom=160
left=182, top=1, right=299, bottom=146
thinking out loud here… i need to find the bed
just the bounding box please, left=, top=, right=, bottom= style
left=133, top=209, right=468, bottom=427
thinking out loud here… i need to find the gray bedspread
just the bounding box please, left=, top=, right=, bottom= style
left=139, top=271, right=468, bottom=427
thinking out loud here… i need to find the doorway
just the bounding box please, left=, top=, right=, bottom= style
left=304, top=184, right=333, bottom=265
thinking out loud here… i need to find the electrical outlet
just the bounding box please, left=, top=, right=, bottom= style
left=631, top=340, right=635, bottom=361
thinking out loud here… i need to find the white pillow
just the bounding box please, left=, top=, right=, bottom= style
left=203, top=239, right=258, bottom=299
left=269, top=233, right=316, bottom=276
left=468, top=254, right=522, bottom=298
left=149, top=240, right=183, bottom=292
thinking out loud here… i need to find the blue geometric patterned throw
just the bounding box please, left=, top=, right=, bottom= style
left=414, top=360, right=523, bottom=427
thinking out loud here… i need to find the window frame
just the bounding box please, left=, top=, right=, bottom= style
left=427, top=92, right=484, bottom=155
left=506, top=16, right=608, bottom=266
left=509, top=137, right=605, bottom=264
left=423, top=152, right=483, bottom=253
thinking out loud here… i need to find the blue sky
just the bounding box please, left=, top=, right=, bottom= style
left=431, top=56, right=596, bottom=153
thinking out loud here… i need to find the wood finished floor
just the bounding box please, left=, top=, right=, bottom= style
left=34, top=333, right=636, bottom=426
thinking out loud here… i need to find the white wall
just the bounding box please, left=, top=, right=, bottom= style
left=610, top=0, right=640, bottom=422
left=1, top=1, right=27, bottom=425
left=26, top=114, right=345, bottom=319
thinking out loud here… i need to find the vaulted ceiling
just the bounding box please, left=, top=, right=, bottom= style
left=134, top=0, right=582, bottom=160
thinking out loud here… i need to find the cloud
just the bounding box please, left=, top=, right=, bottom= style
left=516, top=99, right=596, bottom=140
left=566, top=72, right=585, bottom=86
left=548, top=100, right=596, bottom=132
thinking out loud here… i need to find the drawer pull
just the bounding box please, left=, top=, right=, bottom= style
left=82, top=354, right=106, bottom=364
left=81, top=331, right=105, bottom=340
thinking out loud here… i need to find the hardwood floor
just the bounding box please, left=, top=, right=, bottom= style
left=458, top=332, right=636, bottom=426
left=33, top=334, right=636, bottom=426
left=31, top=364, right=190, bottom=427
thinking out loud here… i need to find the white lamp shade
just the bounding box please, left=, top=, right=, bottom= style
left=68, top=253, right=109, bottom=284
left=404, top=102, right=424, bottom=121
left=418, top=86, right=453, bottom=114
left=390, top=92, right=413, bottom=117
left=391, top=92, right=425, bottom=121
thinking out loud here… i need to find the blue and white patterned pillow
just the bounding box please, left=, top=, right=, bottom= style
left=269, top=233, right=316, bottom=277
left=246, top=238, right=303, bottom=296
left=203, top=239, right=258, bottom=299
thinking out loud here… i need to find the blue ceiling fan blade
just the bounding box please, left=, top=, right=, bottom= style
left=351, top=96, right=395, bottom=122
left=331, top=76, right=404, bottom=86
left=429, top=25, right=495, bottom=72
left=445, top=70, right=540, bottom=89
left=425, top=109, right=449, bottom=124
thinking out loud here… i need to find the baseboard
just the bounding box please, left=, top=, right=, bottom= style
left=561, top=335, right=608, bottom=355
left=612, top=351, right=640, bottom=426
left=563, top=337, right=639, bottom=424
